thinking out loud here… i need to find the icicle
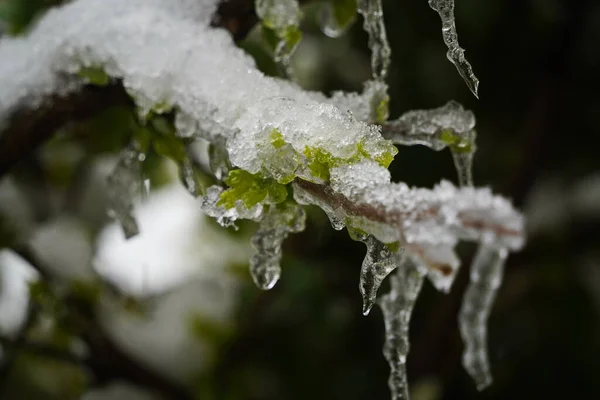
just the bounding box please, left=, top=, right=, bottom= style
left=318, top=0, right=358, bottom=38
left=106, top=146, right=145, bottom=238
left=428, top=0, right=479, bottom=98
left=459, top=244, right=507, bottom=390
left=250, top=203, right=306, bottom=290
left=358, top=0, right=391, bottom=81
left=379, top=258, right=426, bottom=400
left=208, top=140, right=230, bottom=181
left=179, top=158, right=201, bottom=197
left=451, top=148, right=474, bottom=187
left=359, top=235, right=402, bottom=316
left=326, top=211, right=345, bottom=231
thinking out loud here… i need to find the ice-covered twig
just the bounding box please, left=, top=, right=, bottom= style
left=294, top=169, right=524, bottom=251
left=379, top=257, right=426, bottom=400
left=382, top=101, right=476, bottom=186
left=428, top=0, right=480, bottom=98
left=459, top=244, right=507, bottom=390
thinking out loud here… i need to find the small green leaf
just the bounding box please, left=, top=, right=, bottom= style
left=218, top=169, right=288, bottom=209
left=77, top=66, right=110, bottom=86
left=270, top=128, right=286, bottom=149
left=304, top=146, right=334, bottom=181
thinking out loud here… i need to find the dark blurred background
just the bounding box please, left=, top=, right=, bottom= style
left=1, top=0, right=599, bottom=399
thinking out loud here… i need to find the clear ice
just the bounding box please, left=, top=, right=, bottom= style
left=459, top=244, right=508, bottom=390
left=358, top=0, right=391, bottom=80
left=255, top=0, right=302, bottom=72
left=428, top=0, right=480, bottom=98
left=0, top=1, right=527, bottom=398
left=106, top=146, right=145, bottom=238
left=358, top=234, right=403, bottom=315
left=382, top=101, right=477, bottom=186
left=200, top=185, right=264, bottom=229
left=318, top=0, right=358, bottom=38
left=379, top=257, right=426, bottom=400
left=250, top=202, right=306, bottom=290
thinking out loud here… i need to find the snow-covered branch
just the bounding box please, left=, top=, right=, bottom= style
left=0, top=0, right=525, bottom=398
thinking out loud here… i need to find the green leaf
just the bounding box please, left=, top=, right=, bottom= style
left=218, top=169, right=288, bottom=209
left=76, top=66, right=110, bottom=86
left=270, top=128, right=286, bottom=149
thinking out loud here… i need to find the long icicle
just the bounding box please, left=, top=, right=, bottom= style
left=428, top=0, right=479, bottom=98
left=459, top=245, right=507, bottom=390
left=358, top=0, right=391, bottom=81
left=379, top=257, right=425, bottom=400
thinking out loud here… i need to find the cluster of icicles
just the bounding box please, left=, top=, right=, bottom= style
left=96, top=0, right=512, bottom=398
left=245, top=1, right=506, bottom=399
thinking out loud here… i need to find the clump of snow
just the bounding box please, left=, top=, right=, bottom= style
left=0, top=250, right=39, bottom=338
left=94, top=184, right=250, bottom=297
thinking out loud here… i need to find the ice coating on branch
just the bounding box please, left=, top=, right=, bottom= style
left=383, top=101, right=475, bottom=150
left=358, top=0, right=391, bottom=80
left=383, top=101, right=476, bottom=186
left=250, top=203, right=306, bottom=289
left=328, top=161, right=524, bottom=251
left=428, top=0, right=480, bottom=98
left=379, top=259, right=426, bottom=400
left=459, top=245, right=507, bottom=390
left=358, top=235, right=403, bottom=315
left=106, top=146, right=146, bottom=238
